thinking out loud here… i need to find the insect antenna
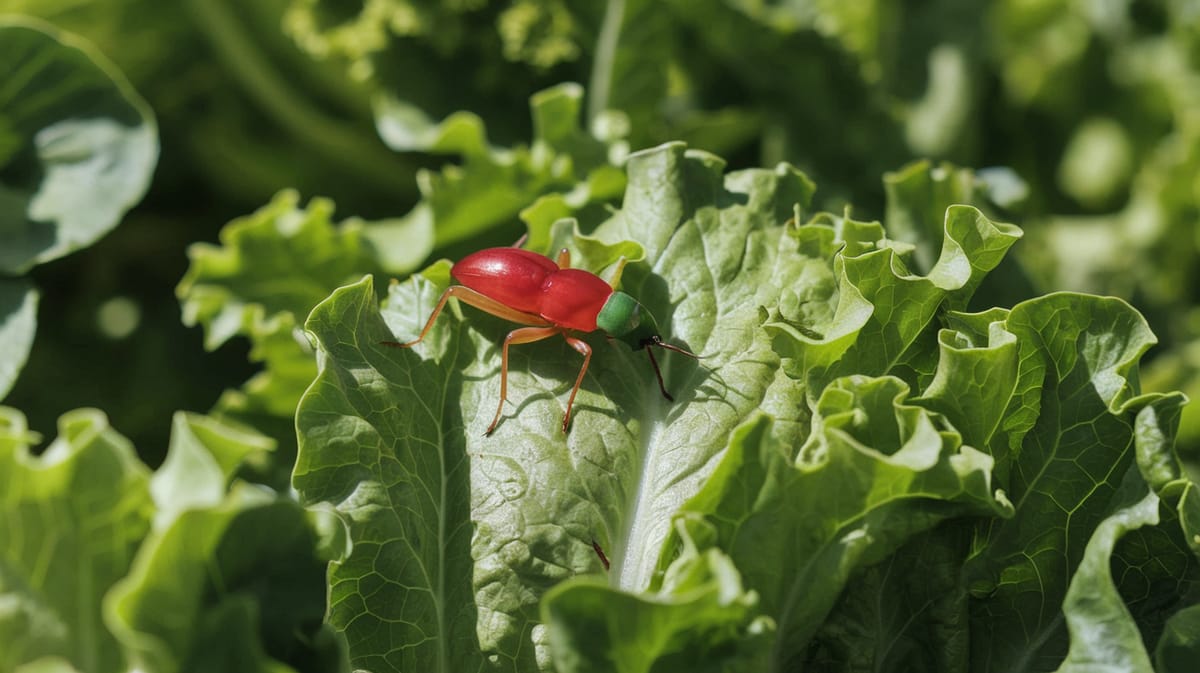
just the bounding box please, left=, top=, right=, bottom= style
left=641, top=335, right=699, bottom=401
left=651, top=338, right=699, bottom=359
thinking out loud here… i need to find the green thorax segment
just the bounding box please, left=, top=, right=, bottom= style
left=596, top=291, right=662, bottom=348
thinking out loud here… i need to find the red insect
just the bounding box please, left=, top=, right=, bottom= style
left=384, top=245, right=696, bottom=434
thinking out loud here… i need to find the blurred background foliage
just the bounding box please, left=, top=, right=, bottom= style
left=2, top=0, right=1197, bottom=463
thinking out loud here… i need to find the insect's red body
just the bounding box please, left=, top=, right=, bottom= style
left=385, top=245, right=694, bottom=434
left=452, top=248, right=612, bottom=332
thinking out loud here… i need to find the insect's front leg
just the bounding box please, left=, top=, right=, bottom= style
left=381, top=286, right=456, bottom=348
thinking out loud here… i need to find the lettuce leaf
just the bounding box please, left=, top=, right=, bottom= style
left=297, top=141, right=1143, bottom=671
left=177, top=190, right=380, bottom=483
left=0, top=280, right=37, bottom=400
left=371, top=83, right=625, bottom=268
left=0, top=406, right=344, bottom=673
left=0, top=408, right=151, bottom=673
left=0, top=17, right=157, bottom=275
left=0, top=16, right=157, bottom=406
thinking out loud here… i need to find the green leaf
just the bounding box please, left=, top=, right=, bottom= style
left=961, top=294, right=1174, bottom=670
left=293, top=140, right=1189, bottom=671
left=105, top=485, right=344, bottom=673
left=767, top=202, right=1020, bottom=396
left=0, top=407, right=152, bottom=673
left=916, top=309, right=1020, bottom=470
left=806, top=524, right=975, bottom=672
left=372, top=83, right=626, bottom=259
left=884, top=162, right=988, bottom=273
left=662, top=380, right=1011, bottom=668
left=1157, top=603, right=1200, bottom=672
left=543, top=518, right=768, bottom=673
left=295, top=273, right=486, bottom=672
left=295, top=143, right=824, bottom=670
left=178, top=190, right=376, bottom=352
left=1055, top=474, right=1160, bottom=673
left=148, top=412, right=276, bottom=529
left=0, top=279, right=37, bottom=400
left=0, top=17, right=157, bottom=274
left=177, top=190, right=378, bottom=471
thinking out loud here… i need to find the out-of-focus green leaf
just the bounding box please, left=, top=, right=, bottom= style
left=0, top=17, right=157, bottom=275
left=177, top=190, right=378, bottom=475
left=0, top=406, right=335, bottom=673
left=1157, top=603, right=1200, bottom=672
left=0, top=280, right=37, bottom=400
left=178, top=190, right=376, bottom=352
left=105, top=484, right=345, bottom=673
left=372, top=83, right=625, bottom=268
left=883, top=161, right=992, bottom=273
left=148, top=412, right=275, bottom=529
left=0, top=407, right=152, bottom=673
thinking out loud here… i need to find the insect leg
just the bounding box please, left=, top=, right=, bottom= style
left=561, top=335, right=593, bottom=433
left=644, top=347, right=673, bottom=402
left=381, top=286, right=455, bottom=348
left=590, top=539, right=610, bottom=571
left=382, top=286, right=549, bottom=349
left=487, top=326, right=561, bottom=435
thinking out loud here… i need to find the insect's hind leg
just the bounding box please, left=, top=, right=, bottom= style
left=486, top=326, right=561, bottom=435
left=381, top=286, right=549, bottom=349
left=561, top=335, right=593, bottom=433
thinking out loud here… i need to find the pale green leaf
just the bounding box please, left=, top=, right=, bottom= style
left=373, top=83, right=625, bottom=256
left=0, top=279, right=37, bottom=400
left=148, top=412, right=276, bottom=530
left=105, top=484, right=344, bottom=673
left=0, top=17, right=157, bottom=274
left=0, top=407, right=152, bottom=673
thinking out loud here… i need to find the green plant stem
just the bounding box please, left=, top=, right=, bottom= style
left=185, top=0, right=408, bottom=193
left=588, top=0, right=625, bottom=124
